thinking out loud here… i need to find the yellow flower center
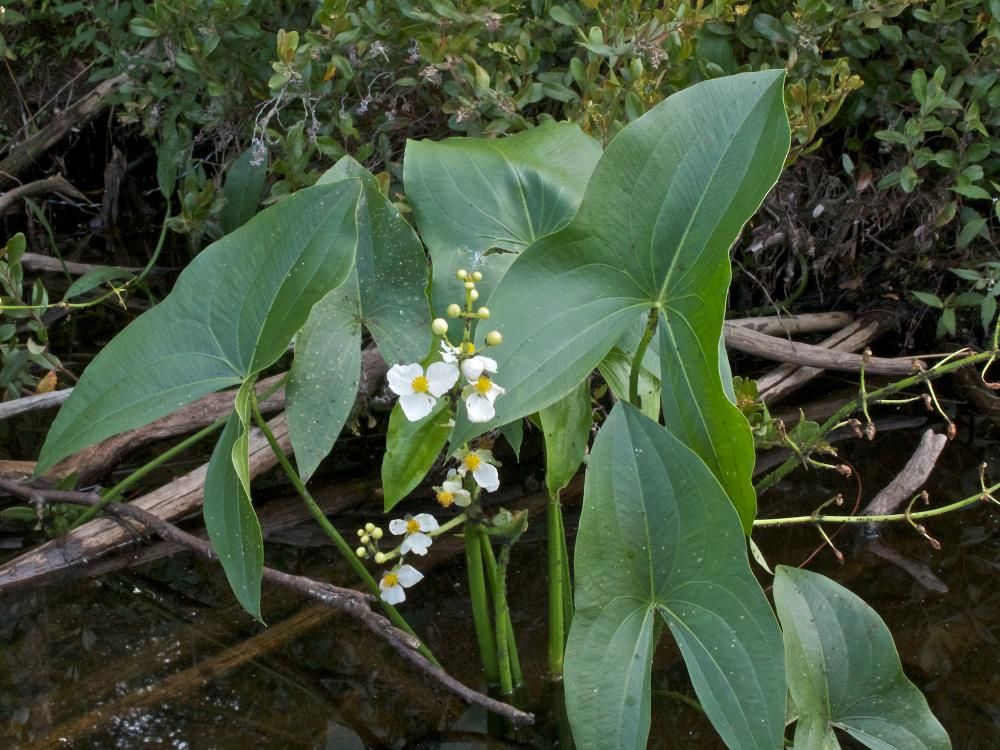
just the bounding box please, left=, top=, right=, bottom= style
left=406, top=518, right=421, bottom=534
left=462, top=342, right=476, bottom=355
left=475, top=374, right=492, bottom=394
left=411, top=374, right=429, bottom=393
left=436, top=490, right=454, bottom=507
left=383, top=573, right=399, bottom=587
left=463, top=453, right=481, bottom=471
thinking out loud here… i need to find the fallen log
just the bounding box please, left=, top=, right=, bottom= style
left=727, top=311, right=853, bottom=337
left=723, top=322, right=920, bottom=375
left=18, top=252, right=172, bottom=277
left=0, top=175, right=87, bottom=216
left=757, top=314, right=892, bottom=404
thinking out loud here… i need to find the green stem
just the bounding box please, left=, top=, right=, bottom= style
left=481, top=533, right=522, bottom=689
left=547, top=494, right=566, bottom=677
left=754, top=482, right=999, bottom=527
left=491, top=538, right=514, bottom=696
left=70, top=416, right=227, bottom=529
left=629, top=308, right=659, bottom=407
left=251, top=403, right=438, bottom=667
left=755, top=349, right=996, bottom=494
left=465, top=524, right=500, bottom=684
left=71, top=376, right=288, bottom=529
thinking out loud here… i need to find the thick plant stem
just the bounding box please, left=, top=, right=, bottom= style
left=71, top=416, right=227, bottom=528
left=547, top=494, right=567, bottom=677
left=465, top=524, right=499, bottom=685
left=755, top=348, right=996, bottom=494
left=251, top=404, right=439, bottom=666
left=558, top=509, right=573, bottom=635
left=491, top=539, right=514, bottom=696
left=481, top=534, right=523, bottom=689
left=629, top=307, right=659, bottom=406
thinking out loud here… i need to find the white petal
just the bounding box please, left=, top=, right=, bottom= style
left=442, top=478, right=463, bottom=492
left=387, top=363, right=422, bottom=396
left=465, top=393, right=495, bottom=423
left=440, top=342, right=459, bottom=364
left=399, top=392, right=435, bottom=421
left=396, top=564, right=424, bottom=587
left=389, top=519, right=408, bottom=536
left=453, top=489, right=472, bottom=507
left=413, top=513, right=439, bottom=531
left=484, top=382, right=505, bottom=403
left=426, top=362, right=459, bottom=396
left=380, top=584, right=405, bottom=604
left=405, top=533, right=432, bottom=555
left=473, top=462, right=500, bottom=492
left=461, top=357, right=485, bottom=382
left=478, top=356, right=498, bottom=374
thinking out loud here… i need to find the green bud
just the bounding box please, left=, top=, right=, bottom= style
left=446, top=303, right=462, bottom=318
left=372, top=527, right=384, bottom=540
left=355, top=546, right=367, bottom=558
left=357, top=528, right=365, bottom=538
left=464, top=280, right=475, bottom=291
left=486, top=330, right=503, bottom=346
left=374, top=551, right=388, bottom=564
left=471, top=271, right=483, bottom=282
left=456, top=269, right=468, bottom=280
left=364, top=522, right=375, bottom=533
left=477, top=306, right=490, bottom=319
left=469, top=289, right=479, bottom=301
left=360, top=534, right=370, bottom=544
left=431, top=318, right=449, bottom=336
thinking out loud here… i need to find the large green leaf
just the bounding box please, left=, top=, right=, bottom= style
left=565, top=403, right=786, bottom=750
left=286, top=282, right=362, bottom=481
left=36, top=180, right=362, bottom=475
left=287, top=158, right=430, bottom=479
left=774, top=566, right=951, bottom=750
left=204, top=410, right=264, bottom=623
left=404, top=121, right=602, bottom=320
left=451, top=71, right=788, bottom=525
left=381, top=398, right=453, bottom=511
left=538, top=377, right=591, bottom=499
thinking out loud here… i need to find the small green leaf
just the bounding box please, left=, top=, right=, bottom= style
left=499, top=419, right=524, bottom=459
left=204, top=411, right=264, bottom=622
left=774, top=566, right=950, bottom=750
left=63, top=267, right=134, bottom=301
left=382, top=399, right=453, bottom=510
left=981, top=295, right=997, bottom=330
left=230, top=379, right=256, bottom=500
left=539, top=377, right=591, bottom=498
left=221, top=148, right=269, bottom=234
left=911, top=291, right=943, bottom=309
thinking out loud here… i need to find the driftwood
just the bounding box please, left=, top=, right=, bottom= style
left=17, top=252, right=171, bottom=277
left=0, top=175, right=86, bottom=216
left=0, top=45, right=156, bottom=185
left=727, top=311, right=853, bottom=337
left=757, top=314, right=892, bottom=405
left=0, top=389, right=72, bottom=422
left=723, top=322, right=920, bottom=375
left=857, top=429, right=950, bottom=593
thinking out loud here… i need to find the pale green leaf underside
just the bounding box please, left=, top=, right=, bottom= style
left=36, top=180, right=362, bottom=475
left=381, top=398, right=453, bottom=511
left=205, top=411, right=264, bottom=623
left=452, top=71, right=790, bottom=526
left=774, top=566, right=951, bottom=750
left=404, top=120, right=602, bottom=323
left=565, top=403, right=786, bottom=750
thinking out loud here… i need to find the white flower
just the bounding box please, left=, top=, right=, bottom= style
left=454, top=448, right=500, bottom=492
left=387, top=362, right=459, bottom=421
left=379, top=564, right=423, bottom=604
left=440, top=340, right=460, bottom=364
left=433, top=470, right=471, bottom=508
left=388, top=513, right=439, bottom=556
left=461, top=355, right=505, bottom=422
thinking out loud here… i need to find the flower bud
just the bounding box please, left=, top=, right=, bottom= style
left=355, top=546, right=367, bottom=558
left=360, top=534, right=370, bottom=544
left=446, top=303, right=462, bottom=318
left=364, top=522, right=375, bottom=533
left=469, top=289, right=479, bottom=301
left=456, top=269, right=468, bottom=280
left=464, top=280, right=475, bottom=291
left=374, top=552, right=388, bottom=564
left=431, top=318, right=449, bottom=335
left=486, top=330, right=503, bottom=347
left=471, top=271, right=483, bottom=282
left=372, top=527, right=383, bottom=540
left=357, top=528, right=365, bottom=538
left=477, top=306, right=490, bottom=319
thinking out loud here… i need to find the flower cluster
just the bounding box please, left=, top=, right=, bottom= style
left=359, top=512, right=440, bottom=604
left=386, top=269, right=505, bottom=424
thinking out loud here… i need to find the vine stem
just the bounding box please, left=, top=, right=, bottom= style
left=754, top=348, right=996, bottom=494
left=754, top=482, right=999, bottom=527
left=250, top=400, right=439, bottom=667
left=629, top=307, right=659, bottom=406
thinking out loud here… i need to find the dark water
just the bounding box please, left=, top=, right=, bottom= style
left=1, top=419, right=997, bottom=749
